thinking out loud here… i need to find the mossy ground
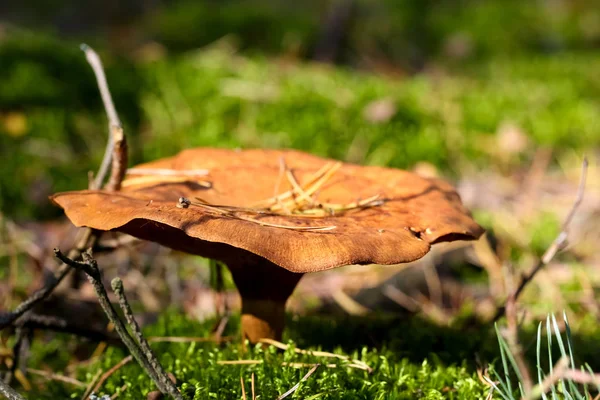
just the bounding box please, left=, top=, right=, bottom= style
left=23, top=312, right=600, bottom=399
left=2, top=3, right=600, bottom=398
left=28, top=313, right=494, bottom=399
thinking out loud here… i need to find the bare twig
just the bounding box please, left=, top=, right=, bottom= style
left=523, top=356, right=570, bottom=400
left=0, top=378, right=25, bottom=400
left=240, top=376, right=247, bottom=400
left=111, top=278, right=182, bottom=400
left=503, top=299, right=533, bottom=394
left=126, top=168, right=209, bottom=177
left=91, top=355, right=133, bottom=395
left=276, top=364, right=320, bottom=400
left=0, top=44, right=127, bottom=331
left=0, top=230, right=95, bottom=330
left=106, top=126, right=128, bottom=191
left=382, top=284, right=419, bottom=312
left=80, top=44, right=122, bottom=190
left=493, top=157, right=588, bottom=322
left=251, top=373, right=255, bottom=400
left=258, top=338, right=372, bottom=372
left=4, top=327, right=31, bottom=386
left=488, top=158, right=588, bottom=398
left=18, top=314, right=120, bottom=346
left=147, top=336, right=233, bottom=344
left=81, top=369, right=103, bottom=400
left=218, top=360, right=262, bottom=366
left=111, top=384, right=128, bottom=400
left=562, top=368, right=600, bottom=385
left=54, top=250, right=180, bottom=399
left=26, top=368, right=86, bottom=387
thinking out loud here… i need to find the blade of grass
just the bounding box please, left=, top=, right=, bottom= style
left=495, top=324, right=514, bottom=395
left=562, top=312, right=585, bottom=400
left=551, top=314, right=576, bottom=399
left=584, top=364, right=600, bottom=393
left=537, top=322, right=549, bottom=400
left=497, top=325, right=525, bottom=386
left=547, top=316, right=559, bottom=400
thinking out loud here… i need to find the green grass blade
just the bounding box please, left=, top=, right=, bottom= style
left=585, top=364, right=600, bottom=392
left=518, top=381, right=525, bottom=398
left=486, top=374, right=516, bottom=400
left=547, top=315, right=559, bottom=400
left=536, top=322, right=549, bottom=400
left=562, top=312, right=585, bottom=399
left=496, top=323, right=514, bottom=394
left=551, top=314, right=575, bottom=398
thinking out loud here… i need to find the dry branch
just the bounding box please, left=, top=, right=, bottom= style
left=492, top=157, right=589, bottom=322
left=490, top=157, right=589, bottom=398
left=0, top=45, right=127, bottom=332
left=259, top=338, right=372, bottom=372
left=54, top=250, right=181, bottom=399
left=91, top=355, right=133, bottom=395
left=106, top=126, right=128, bottom=191
left=81, top=44, right=122, bottom=190
left=26, top=368, right=85, bottom=388
left=276, top=364, right=320, bottom=400
left=0, top=378, right=24, bottom=400
left=111, top=279, right=181, bottom=399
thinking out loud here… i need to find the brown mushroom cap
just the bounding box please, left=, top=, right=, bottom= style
left=51, top=148, right=484, bottom=273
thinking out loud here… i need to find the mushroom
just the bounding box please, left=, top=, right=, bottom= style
left=51, top=148, right=484, bottom=342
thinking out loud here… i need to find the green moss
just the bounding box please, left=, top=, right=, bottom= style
left=24, top=313, right=491, bottom=399
left=3, top=32, right=600, bottom=221
left=22, top=311, right=600, bottom=399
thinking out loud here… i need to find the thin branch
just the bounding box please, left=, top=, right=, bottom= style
left=111, top=278, right=182, bottom=400
left=0, top=230, right=95, bottom=330
left=562, top=368, right=600, bottom=385
left=19, top=314, right=121, bottom=346
left=0, top=44, right=128, bottom=331
left=259, top=338, right=371, bottom=372
left=503, top=300, right=533, bottom=394
left=147, top=336, right=233, bottom=343
left=126, top=168, right=209, bottom=177
left=92, top=355, right=133, bottom=395
left=240, top=377, right=247, bottom=400
left=106, top=126, right=128, bottom=191
left=81, top=369, right=103, bottom=400
left=492, top=157, right=588, bottom=322
left=0, top=378, right=25, bottom=400
left=110, top=384, right=128, bottom=400
left=54, top=249, right=176, bottom=398
left=276, top=364, right=320, bottom=400
left=26, top=368, right=86, bottom=387
left=4, top=327, right=31, bottom=387
left=523, top=356, right=570, bottom=400
left=80, top=44, right=122, bottom=190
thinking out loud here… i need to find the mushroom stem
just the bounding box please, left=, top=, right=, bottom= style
left=227, top=258, right=303, bottom=343
left=240, top=299, right=288, bottom=343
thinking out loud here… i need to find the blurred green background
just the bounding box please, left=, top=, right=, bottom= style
left=2, top=2, right=600, bottom=398
left=1, top=0, right=599, bottom=220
